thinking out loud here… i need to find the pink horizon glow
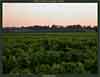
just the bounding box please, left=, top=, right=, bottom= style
left=3, top=3, right=97, bottom=27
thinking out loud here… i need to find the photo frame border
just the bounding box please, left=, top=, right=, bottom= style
left=0, top=0, right=99, bottom=77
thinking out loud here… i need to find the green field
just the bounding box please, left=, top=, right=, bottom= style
left=2, top=32, right=98, bottom=74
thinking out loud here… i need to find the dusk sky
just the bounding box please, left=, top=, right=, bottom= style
left=3, top=3, right=97, bottom=27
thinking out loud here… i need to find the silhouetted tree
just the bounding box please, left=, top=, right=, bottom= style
left=93, top=26, right=97, bottom=32
left=51, top=24, right=58, bottom=29
left=3, top=24, right=97, bottom=32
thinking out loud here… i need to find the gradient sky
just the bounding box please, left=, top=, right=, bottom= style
left=3, top=3, right=97, bottom=27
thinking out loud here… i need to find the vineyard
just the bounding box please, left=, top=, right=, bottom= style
left=2, top=32, right=97, bottom=74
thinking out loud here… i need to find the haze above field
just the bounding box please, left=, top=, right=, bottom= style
left=3, top=3, right=97, bottom=27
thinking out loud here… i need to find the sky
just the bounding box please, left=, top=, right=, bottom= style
left=3, top=3, right=97, bottom=27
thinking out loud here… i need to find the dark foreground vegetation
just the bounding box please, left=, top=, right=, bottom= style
left=2, top=32, right=97, bottom=74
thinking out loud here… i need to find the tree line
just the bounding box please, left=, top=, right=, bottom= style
left=3, top=24, right=97, bottom=32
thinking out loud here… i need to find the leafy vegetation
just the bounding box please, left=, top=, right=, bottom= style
left=2, top=32, right=97, bottom=74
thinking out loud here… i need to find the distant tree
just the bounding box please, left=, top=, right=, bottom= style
left=93, top=26, right=97, bottom=32
left=58, top=26, right=64, bottom=29
left=51, top=24, right=58, bottom=29
left=86, top=25, right=92, bottom=30
left=75, top=24, right=82, bottom=29
left=66, top=25, right=73, bottom=29
left=3, top=24, right=97, bottom=32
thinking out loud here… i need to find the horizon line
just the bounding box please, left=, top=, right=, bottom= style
left=3, top=24, right=98, bottom=28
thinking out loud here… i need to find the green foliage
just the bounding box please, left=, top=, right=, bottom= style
left=2, top=32, right=97, bottom=74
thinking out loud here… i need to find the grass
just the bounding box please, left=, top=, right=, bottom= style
left=2, top=32, right=98, bottom=74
